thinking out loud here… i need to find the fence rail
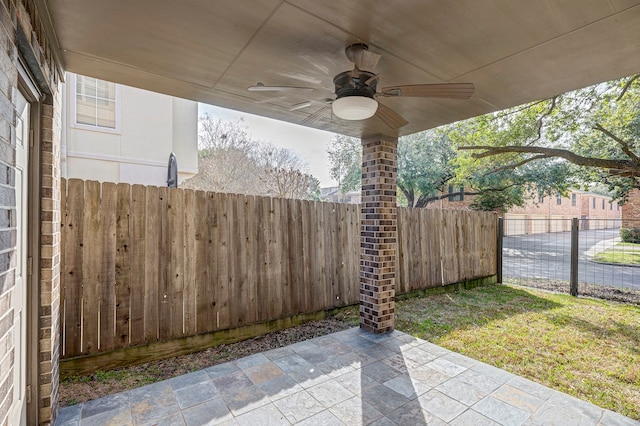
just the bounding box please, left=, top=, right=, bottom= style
left=60, top=179, right=497, bottom=358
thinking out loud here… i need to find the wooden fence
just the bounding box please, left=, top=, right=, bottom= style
left=60, top=179, right=497, bottom=359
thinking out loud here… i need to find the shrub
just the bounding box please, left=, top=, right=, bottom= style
left=619, top=227, right=640, bottom=243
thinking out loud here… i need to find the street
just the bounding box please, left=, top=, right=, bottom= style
left=502, top=228, right=639, bottom=290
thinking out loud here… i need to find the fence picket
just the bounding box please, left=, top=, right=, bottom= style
left=144, top=186, right=159, bottom=342
left=129, top=185, right=146, bottom=345
left=169, top=188, right=185, bottom=338
left=158, top=187, right=171, bottom=340
left=216, top=193, right=230, bottom=330
left=60, top=179, right=498, bottom=358
left=205, top=192, right=218, bottom=331
left=115, top=183, right=131, bottom=348
left=99, top=183, right=117, bottom=352
left=62, top=179, right=84, bottom=357
left=82, top=180, right=101, bottom=354
left=183, top=189, right=197, bottom=336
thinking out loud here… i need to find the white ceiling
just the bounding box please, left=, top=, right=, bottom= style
left=39, top=0, right=640, bottom=138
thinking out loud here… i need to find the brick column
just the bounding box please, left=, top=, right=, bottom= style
left=360, top=134, right=397, bottom=333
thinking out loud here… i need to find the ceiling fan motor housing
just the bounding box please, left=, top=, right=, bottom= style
left=333, top=70, right=377, bottom=100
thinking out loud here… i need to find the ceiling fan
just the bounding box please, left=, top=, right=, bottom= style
left=248, top=43, right=475, bottom=129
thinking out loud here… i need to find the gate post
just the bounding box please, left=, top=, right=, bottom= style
left=497, top=217, right=503, bottom=283
left=570, top=217, right=579, bottom=296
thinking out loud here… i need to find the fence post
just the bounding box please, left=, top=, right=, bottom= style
left=497, top=217, right=503, bottom=283
left=570, top=217, right=579, bottom=296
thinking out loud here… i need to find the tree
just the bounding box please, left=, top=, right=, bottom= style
left=394, top=126, right=570, bottom=211
left=326, top=135, right=361, bottom=200
left=182, top=114, right=265, bottom=194
left=183, top=115, right=320, bottom=200
left=456, top=74, right=640, bottom=202
left=256, top=145, right=320, bottom=199
left=396, top=130, right=455, bottom=207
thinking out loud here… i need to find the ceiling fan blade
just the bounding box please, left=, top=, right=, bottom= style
left=289, top=101, right=312, bottom=111
left=301, top=106, right=331, bottom=125
left=248, top=82, right=314, bottom=92
left=380, top=83, right=474, bottom=99
left=375, top=103, right=409, bottom=129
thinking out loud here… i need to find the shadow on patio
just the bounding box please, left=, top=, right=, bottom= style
left=55, top=327, right=636, bottom=425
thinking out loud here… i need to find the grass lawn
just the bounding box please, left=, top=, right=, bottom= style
left=593, top=249, right=640, bottom=265
left=395, top=284, right=640, bottom=420
left=616, top=242, right=640, bottom=247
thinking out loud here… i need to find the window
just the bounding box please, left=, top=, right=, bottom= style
left=618, top=203, right=620, bottom=211
left=72, top=74, right=120, bottom=131
left=602, top=199, right=605, bottom=209
left=610, top=201, right=612, bottom=210
left=556, top=193, right=561, bottom=205
left=448, top=185, right=464, bottom=202
left=571, top=193, right=576, bottom=206
left=538, top=194, right=544, bottom=204
left=592, top=198, right=596, bottom=209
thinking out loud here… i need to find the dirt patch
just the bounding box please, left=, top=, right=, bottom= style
left=59, top=307, right=360, bottom=406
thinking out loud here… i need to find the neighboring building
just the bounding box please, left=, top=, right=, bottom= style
left=424, top=187, right=621, bottom=235
left=621, top=188, right=640, bottom=229
left=424, top=185, right=474, bottom=210
left=506, top=189, right=620, bottom=235
left=61, top=73, right=198, bottom=186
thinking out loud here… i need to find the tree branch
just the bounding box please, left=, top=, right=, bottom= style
left=528, top=96, right=557, bottom=146
left=616, top=73, right=640, bottom=101
left=481, top=154, right=549, bottom=177
left=592, top=123, right=640, bottom=163
left=458, top=145, right=639, bottom=176
left=420, top=183, right=519, bottom=205
left=491, top=99, right=548, bottom=120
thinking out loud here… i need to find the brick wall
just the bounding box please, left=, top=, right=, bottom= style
left=0, top=2, right=17, bottom=422
left=0, top=1, right=62, bottom=424
left=622, top=188, right=640, bottom=229
left=37, top=91, right=61, bottom=425
left=427, top=187, right=621, bottom=220
left=360, top=135, right=397, bottom=334
left=423, top=187, right=475, bottom=210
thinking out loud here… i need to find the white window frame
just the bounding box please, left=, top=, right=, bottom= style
left=69, top=73, right=121, bottom=133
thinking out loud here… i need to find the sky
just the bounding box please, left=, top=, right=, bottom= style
left=198, top=103, right=338, bottom=187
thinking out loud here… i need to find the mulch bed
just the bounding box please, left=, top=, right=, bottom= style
left=59, top=308, right=359, bottom=406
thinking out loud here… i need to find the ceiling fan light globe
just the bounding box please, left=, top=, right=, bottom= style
left=332, top=96, right=378, bottom=120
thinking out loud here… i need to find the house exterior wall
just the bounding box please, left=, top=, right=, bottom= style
left=0, top=1, right=62, bottom=425
left=425, top=188, right=621, bottom=235
left=507, top=191, right=620, bottom=234
left=62, top=74, right=198, bottom=186
left=424, top=192, right=474, bottom=210
left=621, top=188, right=640, bottom=229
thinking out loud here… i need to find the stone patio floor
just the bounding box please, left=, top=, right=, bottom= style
left=56, top=328, right=638, bottom=426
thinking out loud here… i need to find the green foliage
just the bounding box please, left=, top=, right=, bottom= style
left=446, top=97, right=576, bottom=211
left=397, top=130, right=455, bottom=207
left=326, top=135, right=361, bottom=198
left=620, top=228, right=640, bottom=244
left=455, top=74, right=640, bottom=201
